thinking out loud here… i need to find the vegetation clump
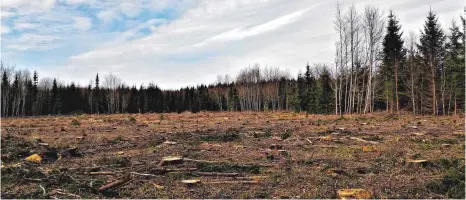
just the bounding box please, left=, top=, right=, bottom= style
left=426, top=158, right=465, bottom=199
left=71, top=119, right=80, bottom=126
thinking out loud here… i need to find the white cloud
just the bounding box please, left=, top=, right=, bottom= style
left=1, top=0, right=464, bottom=89
left=1, top=11, right=16, bottom=18
left=7, top=33, right=59, bottom=51
left=14, top=22, right=39, bottom=30
left=2, top=0, right=56, bottom=15
left=73, top=16, right=92, bottom=31
left=97, top=9, right=121, bottom=22
left=194, top=7, right=314, bottom=47
left=1, top=26, right=11, bottom=34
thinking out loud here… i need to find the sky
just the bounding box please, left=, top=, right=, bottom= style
left=0, top=0, right=463, bottom=89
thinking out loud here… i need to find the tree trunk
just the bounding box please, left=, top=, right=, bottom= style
left=395, top=61, right=399, bottom=114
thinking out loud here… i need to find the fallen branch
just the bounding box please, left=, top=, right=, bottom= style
left=204, top=180, right=259, bottom=184
left=48, top=189, right=81, bottom=198
left=183, top=158, right=220, bottom=163
left=306, top=138, right=313, bottom=145
left=39, top=184, right=46, bottom=195
left=234, top=176, right=268, bottom=180
left=130, top=172, right=157, bottom=177
left=61, top=166, right=101, bottom=171
left=312, top=145, right=338, bottom=148
left=149, top=167, right=198, bottom=174
left=98, top=174, right=132, bottom=192
left=350, top=137, right=379, bottom=145
left=89, top=171, right=116, bottom=175
left=195, top=172, right=239, bottom=177
left=164, top=168, right=198, bottom=172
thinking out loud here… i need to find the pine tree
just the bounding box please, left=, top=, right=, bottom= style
left=417, top=9, right=446, bottom=115
left=382, top=10, right=405, bottom=114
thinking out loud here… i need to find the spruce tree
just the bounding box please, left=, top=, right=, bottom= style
left=382, top=10, right=405, bottom=114
left=51, top=78, right=58, bottom=114
left=445, top=20, right=464, bottom=115
left=319, top=67, right=333, bottom=113
left=417, top=9, right=446, bottom=115
left=95, top=74, right=100, bottom=114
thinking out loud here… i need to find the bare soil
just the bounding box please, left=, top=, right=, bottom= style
left=1, top=112, right=464, bottom=199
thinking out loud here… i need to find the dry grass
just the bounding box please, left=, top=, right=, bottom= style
left=1, top=112, right=464, bottom=199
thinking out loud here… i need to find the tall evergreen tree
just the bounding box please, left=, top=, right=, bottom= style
left=382, top=10, right=405, bottom=114
left=319, top=67, right=333, bottom=113
left=95, top=74, right=100, bottom=114
left=417, top=9, right=446, bottom=115
left=297, top=73, right=306, bottom=112
left=445, top=20, right=465, bottom=115
left=51, top=78, right=58, bottom=114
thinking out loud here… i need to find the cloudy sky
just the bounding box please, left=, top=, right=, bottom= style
left=1, top=0, right=463, bottom=89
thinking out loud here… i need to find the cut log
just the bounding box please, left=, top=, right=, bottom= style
left=406, top=158, right=430, bottom=167
left=38, top=143, right=49, bottom=146
left=181, top=179, right=201, bottom=186
left=159, top=156, right=183, bottom=166
left=319, top=136, right=333, bottom=141
left=337, top=189, right=372, bottom=199
left=25, top=154, right=42, bottom=163
left=98, top=174, right=131, bottom=191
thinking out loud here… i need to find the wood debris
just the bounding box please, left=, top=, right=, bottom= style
left=25, top=154, right=42, bottom=163
left=181, top=179, right=201, bottom=186
left=361, top=145, right=376, bottom=152
left=159, top=156, right=184, bottom=166
left=320, top=136, right=333, bottom=141
left=350, top=137, right=379, bottom=145
left=337, top=189, right=372, bottom=199
left=163, top=141, right=177, bottom=145
left=89, top=171, right=116, bottom=175
left=195, top=172, right=239, bottom=177
left=98, top=173, right=132, bottom=191
left=205, top=180, right=259, bottom=184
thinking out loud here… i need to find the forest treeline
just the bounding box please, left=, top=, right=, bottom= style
left=1, top=5, right=464, bottom=117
